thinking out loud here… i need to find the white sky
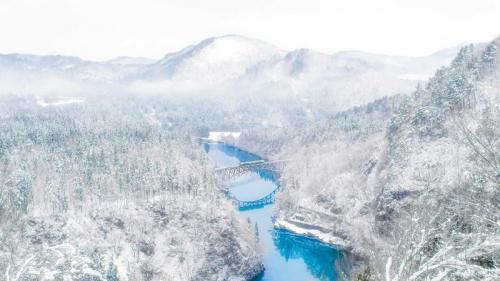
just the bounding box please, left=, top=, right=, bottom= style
left=1, top=0, right=499, bottom=60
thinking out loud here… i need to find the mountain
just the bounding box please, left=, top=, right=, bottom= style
left=0, top=54, right=84, bottom=71
left=146, top=34, right=284, bottom=83
left=0, top=53, right=148, bottom=95
left=267, top=38, right=500, bottom=280
left=237, top=46, right=461, bottom=110
left=0, top=34, right=461, bottom=108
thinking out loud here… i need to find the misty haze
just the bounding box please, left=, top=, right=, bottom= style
left=0, top=1, right=499, bottom=281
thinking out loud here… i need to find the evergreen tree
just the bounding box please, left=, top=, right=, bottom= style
left=7, top=168, right=32, bottom=214
left=481, top=41, right=497, bottom=69
left=106, top=262, right=119, bottom=281
left=254, top=222, right=259, bottom=241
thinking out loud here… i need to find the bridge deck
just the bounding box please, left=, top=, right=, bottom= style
left=216, top=160, right=287, bottom=209
left=215, top=160, right=287, bottom=181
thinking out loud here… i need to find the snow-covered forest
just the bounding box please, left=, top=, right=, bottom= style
left=0, top=97, right=261, bottom=280
left=0, top=18, right=499, bottom=280
left=264, top=39, right=500, bottom=280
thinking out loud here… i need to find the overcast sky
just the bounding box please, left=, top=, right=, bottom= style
left=1, top=0, right=499, bottom=60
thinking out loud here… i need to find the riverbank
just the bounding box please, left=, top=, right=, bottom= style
left=217, top=139, right=352, bottom=249
left=274, top=218, right=351, bottom=250
left=204, top=138, right=351, bottom=249
left=205, top=141, right=345, bottom=280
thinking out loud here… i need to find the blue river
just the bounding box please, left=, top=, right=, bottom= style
left=204, top=142, right=344, bottom=281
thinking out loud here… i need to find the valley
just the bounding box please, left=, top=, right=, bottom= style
left=0, top=34, right=499, bottom=281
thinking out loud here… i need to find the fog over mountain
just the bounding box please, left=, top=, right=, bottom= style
left=0, top=34, right=461, bottom=110
left=2, top=32, right=497, bottom=281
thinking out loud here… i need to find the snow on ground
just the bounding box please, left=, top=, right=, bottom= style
left=267, top=41, right=500, bottom=279
left=208, top=131, right=242, bottom=141
left=275, top=218, right=351, bottom=249
left=0, top=193, right=262, bottom=281
left=397, top=73, right=431, bottom=81
left=0, top=98, right=263, bottom=281
left=36, top=97, right=85, bottom=107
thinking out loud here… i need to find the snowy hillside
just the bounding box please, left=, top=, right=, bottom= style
left=0, top=53, right=145, bottom=95
left=237, top=46, right=462, bottom=110
left=270, top=39, right=500, bottom=280
left=0, top=31, right=498, bottom=281
left=0, top=35, right=460, bottom=109
left=0, top=98, right=263, bottom=281
left=105, top=56, right=156, bottom=65
left=146, top=35, right=284, bottom=83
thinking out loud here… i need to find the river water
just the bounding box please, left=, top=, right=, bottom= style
left=204, top=142, right=343, bottom=281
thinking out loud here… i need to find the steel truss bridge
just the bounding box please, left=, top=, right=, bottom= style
left=215, top=160, right=287, bottom=181
left=216, top=160, right=287, bottom=209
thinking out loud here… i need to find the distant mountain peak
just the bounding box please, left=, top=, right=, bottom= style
left=150, top=34, right=284, bottom=82
left=0, top=35, right=463, bottom=100
left=158, top=34, right=282, bottom=64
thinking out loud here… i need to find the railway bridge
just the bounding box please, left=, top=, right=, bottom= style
left=216, top=160, right=287, bottom=209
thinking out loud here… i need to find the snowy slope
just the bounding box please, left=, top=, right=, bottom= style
left=270, top=39, right=500, bottom=280
left=0, top=34, right=460, bottom=108
left=0, top=98, right=263, bottom=281
left=146, top=34, right=284, bottom=83
left=238, top=47, right=460, bottom=110
left=0, top=53, right=149, bottom=83
left=105, top=56, right=156, bottom=65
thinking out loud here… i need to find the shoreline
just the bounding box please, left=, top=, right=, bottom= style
left=212, top=140, right=351, bottom=251
left=274, top=218, right=352, bottom=250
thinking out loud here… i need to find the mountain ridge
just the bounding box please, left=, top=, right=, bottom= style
left=0, top=34, right=465, bottom=109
